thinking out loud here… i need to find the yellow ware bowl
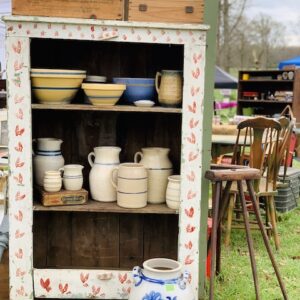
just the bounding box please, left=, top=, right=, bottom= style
left=82, top=83, right=126, bottom=106
left=31, top=69, right=86, bottom=104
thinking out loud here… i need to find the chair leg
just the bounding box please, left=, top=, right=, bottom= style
left=209, top=181, right=222, bottom=300
left=237, top=180, right=260, bottom=300
left=264, top=197, right=272, bottom=238
left=224, top=194, right=234, bottom=247
left=268, top=196, right=280, bottom=250
left=246, top=181, right=288, bottom=300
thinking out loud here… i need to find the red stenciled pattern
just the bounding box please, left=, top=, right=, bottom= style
left=185, top=241, right=193, bottom=250
left=59, top=283, right=70, bottom=294
left=15, top=157, right=25, bottom=168
left=188, top=101, right=197, bottom=113
left=186, top=224, right=196, bottom=233
left=16, top=108, right=24, bottom=120
left=80, top=272, right=89, bottom=287
left=187, top=190, right=197, bottom=200
left=185, top=207, right=195, bottom=218
left=15, top=142, right=23, bottom=152
left=189, top=118, right=199, bottom=129
left=14, top=95, right=24, bottom=104
left=15, top=191, right=26, bottom=201
left=14, top=210, right=23, bottom=222
left=15, top=125, right=25, bottom=136
left=188, top=151, right=198, bottom=162
left=15, top=248, right=23, bottom=259
left=13, top=173, right=24, bottom=185
left=12, top=41, right=21, bottom=53
left=40, top=278, right=51, bottom=292
left=16, top=268, right=26, bottom=277
left=15, top=229, right=25, bottom=239
left=187, top=132, right=196, bottom=144
left=118, top=273, right=127, bottom=284
left=187, top=171, right=196, bottom=182
left=185, top=255, right=194, bottom=265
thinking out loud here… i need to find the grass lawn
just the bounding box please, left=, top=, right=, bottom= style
left=212, top=206, right=300, bottom=300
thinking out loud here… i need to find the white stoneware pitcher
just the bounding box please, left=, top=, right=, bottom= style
left=129, top=258, right=194, bottom=300
left=111, top=163, right=148, bottom=209
left=60, top=164, right=84, bottom=191
left=33, top=138, right=64, bottom=186
left=88, top=146, right=121, bottom=202
left=134, top=147, right=173, bottom=204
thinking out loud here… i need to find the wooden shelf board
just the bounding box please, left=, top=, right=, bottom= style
left=238, top=99, right=293, bottom=104
left=31, top=104, right=182, bottom=114
left=239, top=80, right=293, bottom=83
left=33, top=200, right=178, bottom=214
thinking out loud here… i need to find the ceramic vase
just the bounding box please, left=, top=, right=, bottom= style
left=60, top=164, right=84, bottom=191
left=111, top=163, right=148, bottom=209
left=166, top=175, right=181, bottom=210
left=129, top=258, right=194, bottom=300
left=134, top=147, right=173, bottom=204
left=43, top=170, right=62, bottom=192
left=33, top=138, right=65, bottom=186
left=88, top=146, right=121, bottom=202
left=155, top=70, right=183, bottom=107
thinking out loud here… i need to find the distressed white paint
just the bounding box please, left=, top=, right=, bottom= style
left=5, top=16, right=207, bottom=299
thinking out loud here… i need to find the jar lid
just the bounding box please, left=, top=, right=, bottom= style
left=85, top=75, right=107, bottom=83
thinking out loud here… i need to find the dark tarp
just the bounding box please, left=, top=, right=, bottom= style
left=214, top=66, right=238, bottom=89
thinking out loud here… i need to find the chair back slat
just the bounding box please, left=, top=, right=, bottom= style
left=233, top=117, right=282, bottom=193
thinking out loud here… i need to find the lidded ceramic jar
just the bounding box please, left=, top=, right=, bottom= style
left=60, top=164, right=84, bottom=191
left=111, top=163, right=148, bottom=209
left=166, top=175, right=181, bottom=210
left=43, top=170, right=62, bottom=192
left=129, top=258, right=194, bottom=300
left=33, top=138, right=65, bottom=186
left=134, top=147, right=173, bottom=204
left=88, top=146, right=121, bottom=202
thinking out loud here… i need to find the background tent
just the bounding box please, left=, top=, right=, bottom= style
left=214, top=66, right=238, bottom=89
left=278, top=56, right=300, bottom=70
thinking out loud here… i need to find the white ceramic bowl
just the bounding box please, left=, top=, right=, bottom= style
left=82, top=83, right=126, bottom=106
left=31, top=68, right=86, bottom=104
left=134, top=100, right=155, bottom=107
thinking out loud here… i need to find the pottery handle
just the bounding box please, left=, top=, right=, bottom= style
left=178, top=270, right=190, bottom=290
left=134, top=152, right=143, bottom=163
left=111, top=168, right=118, bottom=189
left=155, top=72, right=161, bottom=94
left=88, top=152, right=95, bottom=167
left=132, top=266, right=142, bottom=286
left=58, top=167, right=64, bottom=176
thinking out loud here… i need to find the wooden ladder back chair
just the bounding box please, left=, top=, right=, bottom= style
left=225, top=117, right=282, bottom=249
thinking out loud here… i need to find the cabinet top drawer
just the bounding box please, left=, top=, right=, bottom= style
left=128, top=0, right=205, bottom=24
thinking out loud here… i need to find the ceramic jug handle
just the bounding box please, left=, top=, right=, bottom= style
left=155, top=72, right=161, bottom=94
left=58, top=167, right=64, bottom=176
left=111, top=168, right=118, bottom=189
left=178, top=270, right=190, bottom=290
left=132, top=266, right=142, bottom=286
left=134, top=152, right=143, bottom=163
left=88, top=152, right=95, bottom=167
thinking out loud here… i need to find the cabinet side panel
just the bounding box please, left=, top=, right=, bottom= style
left=6, top=36, right=34, bottom=299
left=179, top=43, right=205, bottom=298
left=293, top=70, right=300, bottom=122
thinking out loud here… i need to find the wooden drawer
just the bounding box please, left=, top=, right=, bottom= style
left=12, top=0, right=124, bottom=20
left=128, top=0, right=204, bottom=23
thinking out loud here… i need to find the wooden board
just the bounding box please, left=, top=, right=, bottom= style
left=37, top=187, right=88, bottom=206
left=128, top=0, right=204, bottom=23
left=0, top=249, right=9, bottom=300
left=12, top=0, right=124, bottom=20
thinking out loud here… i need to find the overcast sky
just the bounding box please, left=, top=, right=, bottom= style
left=245, top=0, right=300, bottom=46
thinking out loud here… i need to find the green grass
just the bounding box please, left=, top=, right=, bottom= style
left=210, top=207, right=300, bottom=300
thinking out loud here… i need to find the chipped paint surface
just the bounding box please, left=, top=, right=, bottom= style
left=6, top=17, right=206, bottom=299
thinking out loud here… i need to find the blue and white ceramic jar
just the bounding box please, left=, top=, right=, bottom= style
left=33, top=138, right=65, bottom=186
left=129, top=258, right=194, bottom=300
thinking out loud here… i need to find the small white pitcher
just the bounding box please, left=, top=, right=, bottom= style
left=59, top=164, right=84, bottom=191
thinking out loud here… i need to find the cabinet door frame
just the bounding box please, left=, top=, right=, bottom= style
left=5, top=16, right=208, bottom=299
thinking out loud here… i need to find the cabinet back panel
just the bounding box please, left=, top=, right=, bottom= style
left=33, top=212, right=178, bottom=268
left=30, top=39, right=183, bottom=89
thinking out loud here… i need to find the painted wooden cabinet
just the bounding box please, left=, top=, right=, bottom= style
left=4, top=16, right=208, bottom=299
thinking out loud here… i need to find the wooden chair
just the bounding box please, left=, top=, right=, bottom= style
left=224, top=117, right=283, bottom=249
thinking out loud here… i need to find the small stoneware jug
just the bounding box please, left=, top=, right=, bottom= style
left=111, top=163, right=148, bottom=209
left=166, top=175, right=181, bottom=210
left=134, top=147, right=173, bottom=204
left=60, top=164, right=84, bottom=191
left=33, top=138, right=65, bottom=186
left=43, top=170, right=62, bottom=193
left=155, top=70, right=183, bottom=107
left=88, top=146, right=121, bottom=202
left=129, top=258, right=194, bottom=300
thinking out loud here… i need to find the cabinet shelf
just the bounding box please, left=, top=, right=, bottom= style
left=33, top=200, right=178, bottom=214
left=239, top=80, right=293, bottom=83
left=31, top=103, right=182, bottom=114
left=238, top=99, right=292, bottom=104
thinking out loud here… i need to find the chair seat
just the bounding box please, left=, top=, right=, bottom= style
left=230, top=177, right=278, bottom=196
